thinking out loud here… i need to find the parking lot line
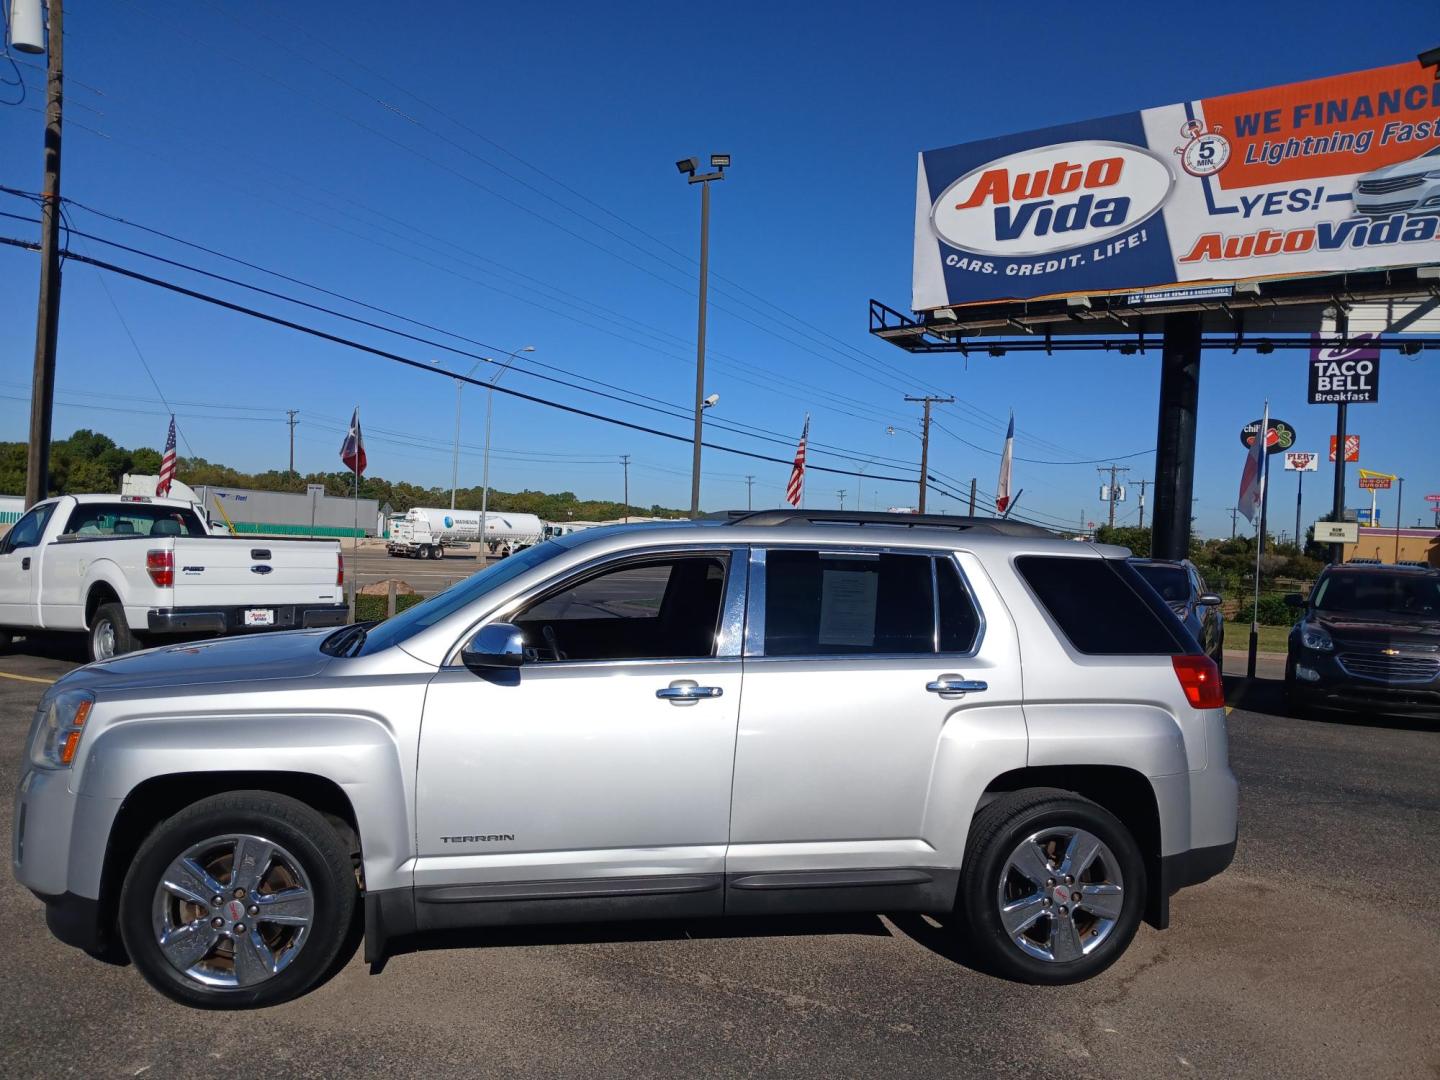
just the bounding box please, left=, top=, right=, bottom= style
left=0, top=672, right=57, bottom=685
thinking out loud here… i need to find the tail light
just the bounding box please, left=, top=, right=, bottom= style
left=337, top=553, right=345, bottom=587
left=1172, top=654, right=1223, bottom=709
left=146, top=549, right=175, bottom=587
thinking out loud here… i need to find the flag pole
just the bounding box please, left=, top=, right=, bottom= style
left=353, top=407, right=360, bottom=553
left=1247, top=399, right=1270, bottom=680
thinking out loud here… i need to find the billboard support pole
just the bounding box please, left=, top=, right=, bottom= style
left=1295, top=468, right=1303, bottom=553
left=1151, top=313, right=1201, bottom=562
left=1329, top=312, right=1349, bottom=565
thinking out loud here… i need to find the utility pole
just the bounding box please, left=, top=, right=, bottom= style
left=744, top=474, right=754, bottom=511
left=837, top=489, right=847, bottom=511
left=1133, top=478, right=1150, bottom=530
left=286, top=409, right=298, bottom=475
left=968, top=477, right=977, bottom=516
left=22, top=0, right=63, bottom=508
left=903, top=394, right=953, bottom=514
left=1097, top=464, right=1131, bottom=529
left=620, top=454, right=630, bottom=523
left=1227, top=506, right=1239, bottom=539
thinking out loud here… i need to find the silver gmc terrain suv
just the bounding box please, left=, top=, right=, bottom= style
left=13, top=511, right=1237, bottom=1008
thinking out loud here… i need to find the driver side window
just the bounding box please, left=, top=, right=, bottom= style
left=512, top=554, right=729, bottom=663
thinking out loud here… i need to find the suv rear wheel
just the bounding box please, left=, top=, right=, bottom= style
left=959, top=788, right=1145, bottom=984
left=119, top=791, right=357, bottom=1009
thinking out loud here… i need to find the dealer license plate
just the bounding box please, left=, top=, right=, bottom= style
left=243, top=608, right=275, bottom=627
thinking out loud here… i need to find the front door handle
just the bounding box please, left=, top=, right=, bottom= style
left=926, top=677, right=988, bottom=695
left=657, top=680, right=723, bottom=705
left=21, top=556, right=30, bottom=570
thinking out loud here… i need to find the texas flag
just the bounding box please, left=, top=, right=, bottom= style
left=340, top=407, right=367, bottom=476
left=995, top=411, right=1014, bottom=514
left=1238, top=400, right=1268, bottom=522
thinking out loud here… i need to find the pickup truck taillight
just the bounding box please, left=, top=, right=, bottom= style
left=146, top=549, right=175, bottom=587
left=1172, top=654, right=1223, bottom=709
left=337, top=553, right=345, bottom=587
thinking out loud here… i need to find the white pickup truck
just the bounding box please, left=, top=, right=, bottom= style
left=0, top=494, right=349, bottom=661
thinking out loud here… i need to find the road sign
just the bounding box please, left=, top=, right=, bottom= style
left=1283, top=451, right=1319, bottom=472
left=1315, top=521, right=1359, bottom=543
left=1240, top=418, right=1295, bottom=455
left=1329, top=435, right=1360, bottom=462
left=1098, top=484, right=1126, bottom=502
left=1308, top=334, right=1380, bottom=404
left=306, top=484, right=326, bottom=497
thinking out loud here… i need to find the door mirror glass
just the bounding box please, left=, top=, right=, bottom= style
left=462, top=622, right=527, bottom=668
left=1197, top=593, right=1223, bottom=607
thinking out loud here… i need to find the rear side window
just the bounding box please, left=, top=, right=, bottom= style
left=764, top=550, right=934, bottom=656
left=1016, top=555, right=1191, bottom=655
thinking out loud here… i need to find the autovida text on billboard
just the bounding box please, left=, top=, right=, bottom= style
left=912, top=61, right=1440, bottom=309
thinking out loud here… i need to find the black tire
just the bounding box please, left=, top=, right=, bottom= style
left=0, top=627, right=13, bottom=651
left=119, top=790, right=357, bottom=1009
left=89, top=601, right=139, bottom=662
left=958, top=788, right=1145, bottom=985
left=430, top=545, right=444, bottom=560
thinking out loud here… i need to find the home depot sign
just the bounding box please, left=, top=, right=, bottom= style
left=1329, top=434, right=1360, bottom=462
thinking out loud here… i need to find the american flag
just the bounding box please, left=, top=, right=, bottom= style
left=785, top=415, right=809, bottom=507
left=156, top=416, right=177, bottom=496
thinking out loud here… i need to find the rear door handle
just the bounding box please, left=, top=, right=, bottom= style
left=657, top=681, right=723, bottom=705
left=926, top=677, right=988, bottom=695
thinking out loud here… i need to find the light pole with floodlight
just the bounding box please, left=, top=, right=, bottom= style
left=676, top=153, right=729, bottom=517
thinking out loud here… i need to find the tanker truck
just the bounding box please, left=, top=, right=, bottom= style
left=385, top=507, right=546, bottom=560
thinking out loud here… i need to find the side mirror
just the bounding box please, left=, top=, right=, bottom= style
left=1197, top=593, right=1222, bottom=607
left=1284, top=593, right=1304, bottom=609
left=461, top=622, right=526, bottom=668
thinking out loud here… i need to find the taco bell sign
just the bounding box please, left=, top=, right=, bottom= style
left=1308, top=332, right=1380, bottom=404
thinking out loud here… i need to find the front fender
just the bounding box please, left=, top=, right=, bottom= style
left=75, top=709, right=413, bottom=894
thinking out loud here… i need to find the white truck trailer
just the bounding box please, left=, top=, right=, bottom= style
left=386, top=507, right=546, bottom=559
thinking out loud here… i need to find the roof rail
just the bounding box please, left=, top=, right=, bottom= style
left=720, top=509, right=1056, bottom=537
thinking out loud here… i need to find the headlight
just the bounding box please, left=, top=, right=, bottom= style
left=1299, top=623, right=1333, bottom=652
left=29, top=689, right=95, bottom=769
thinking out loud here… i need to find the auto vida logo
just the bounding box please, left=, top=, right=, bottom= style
left=930, top=140, right=1174, bottom=258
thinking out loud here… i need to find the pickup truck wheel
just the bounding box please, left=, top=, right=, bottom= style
left=119, top=791, right=356, bottom=1009
left=89, top=602, right=138, bottom=662
left=959, top=788, right=1144, bottom=985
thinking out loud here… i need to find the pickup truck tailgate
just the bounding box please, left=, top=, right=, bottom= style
left=170, top=538, right=343, bottom=607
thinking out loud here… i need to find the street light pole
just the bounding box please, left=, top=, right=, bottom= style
left=20, top=0, right=63, bottom=508
left=477, top=345, right=534, bottom=560
left=677, top=155, right=729, bottom=519
left=450, top=379, right=463, bottom=511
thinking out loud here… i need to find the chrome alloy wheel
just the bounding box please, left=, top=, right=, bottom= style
left=151, top=834, right=315, bottom=988
left=996, top=826, right=1125, bottom=963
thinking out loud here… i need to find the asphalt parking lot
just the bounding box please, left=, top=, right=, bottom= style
left=0, top=645, right=1435, bottom=1080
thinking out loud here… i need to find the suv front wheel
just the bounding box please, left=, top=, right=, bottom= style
left=959, top=788, right=1145, bottom=984
left=119, top=791, right=357, bottom=1009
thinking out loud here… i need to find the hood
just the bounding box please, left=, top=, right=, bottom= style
left=1310, top=610, right=1440, bottom=648
left=1360, top=156, right=1439, bottom=181
left=56, top=627, right=336, bottom=694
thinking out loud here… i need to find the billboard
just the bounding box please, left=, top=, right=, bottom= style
left=914, top=60, right=1440, bottom=310
left=1284, top=451, right=1319, bottom=471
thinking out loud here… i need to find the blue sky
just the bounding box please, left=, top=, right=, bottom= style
left=1, top=0, right=1436, bottom=534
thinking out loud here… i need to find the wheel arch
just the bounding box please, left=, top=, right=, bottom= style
left=84, top=578, right=123, bottom=628
left=978, top=765, right=1167, bottom=929
left=94, top=770, right=364, bottom=959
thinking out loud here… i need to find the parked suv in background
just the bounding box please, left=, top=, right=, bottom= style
left=1130, top=558, right=1225, bottom=666
left=13, top=511, right=1237, bottom=1008
left=1285, top=563, right=1440, bottom=719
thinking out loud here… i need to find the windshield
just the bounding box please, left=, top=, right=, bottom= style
left=357, top=541, right=569, bottom=654
left=1131, top=563, right=1189, bottom=604
left=1311, top=571, right=1440, bottom=617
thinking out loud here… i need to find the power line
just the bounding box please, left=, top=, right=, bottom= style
left=0, top=235, right=924, bottom=486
